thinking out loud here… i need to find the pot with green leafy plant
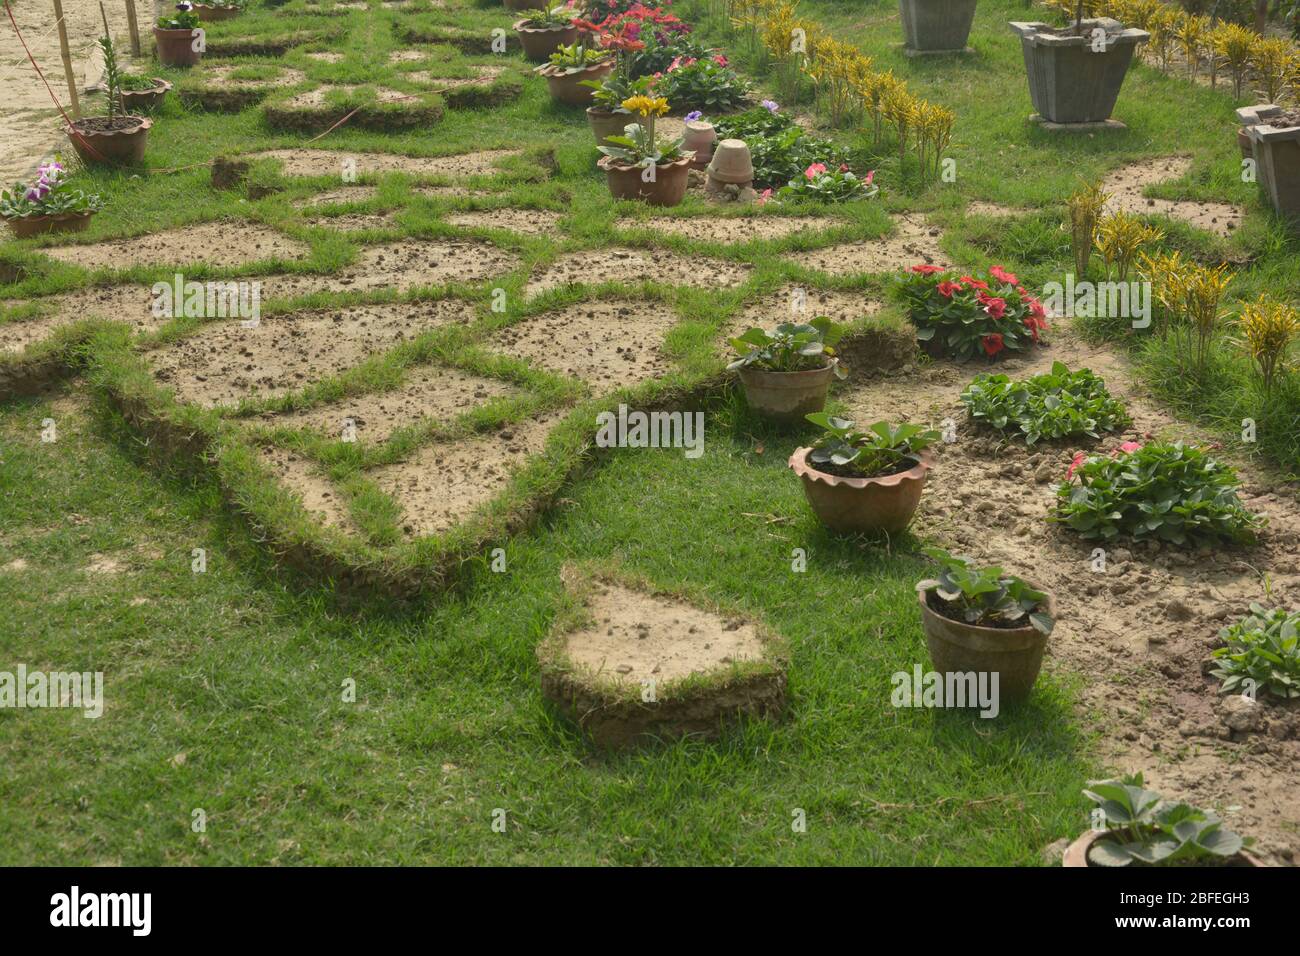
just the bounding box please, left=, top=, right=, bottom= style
left=596, top=94, right=694, bottom=206
left=581, top=24, right=651, bottom=145
left=916, top=547, right=1054, bottom=702
left=1065, top=773, right=1260, bottom=867
left=536, top=40, right=614, bottom=105
left=960, top=361, right=1130, bottom=445
left=727, top=317, right=846, bottom=423
left=789, top=415, right=937, bottom=535
left=67, top=34, right=152, bottom=165
left=118, top=73, right=173, bottom=112
left=1, top=160, right=104, bottom=238
left=193, top=0, right=245, bottom=22
left=154, top=3, right=204, bottom=68
left=515, top=2, right=580, bottom=62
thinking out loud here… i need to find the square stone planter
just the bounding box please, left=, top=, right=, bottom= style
left=1239, top=105, right=1300, bottom=228
left=1010, top=19, right=1148, bottom=126
left=900, top=0, right=978, bottom=54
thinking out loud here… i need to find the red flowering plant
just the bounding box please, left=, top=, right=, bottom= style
left=893, top=264, right=1049, bottom=361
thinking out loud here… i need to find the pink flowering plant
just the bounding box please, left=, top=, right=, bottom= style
left=893, top=264, right=1049, bottom=361
left=655, top=54, right=748, bottom=111
left=0, top=160, right=103, bottom=221
left=777, top=163, right=877, bottom=203
left=1053, top=441, right=1262, bottom=547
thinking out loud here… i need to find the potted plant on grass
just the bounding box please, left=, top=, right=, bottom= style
left=1009, top=6, right=1149, bottom=126
left=67, top=34, right=152, bottom=166
left=193, top=0, right=245, bottom=21
left=1064, top=774, right=1260, bottom=867
left=596, top=94, right=694, bottom=205
left=580, top=20, right=648, bottom=145
left=1237, top=105, right=1300, bottom=228
left=155, top=2, right=204, bottom=68
left=0, top=160, right=104, bottom=238
left=535, top=40, right=614, bottom=105
left=899, top=0, right=979, bottom=56
left=118, top=73, right=173, bottom=112
left=789, top=415, right=938, bottom=535
left=916, top=546, right=1054, bottom=702
left=515, top=2, right=580, bottom=62
left=727, top=316, right=846, bottom=423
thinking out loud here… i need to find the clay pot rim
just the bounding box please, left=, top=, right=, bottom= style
left=790, top=446, right=932, bottom=490
left=598, top=154, right=694, bottom=173
left=153, top=26, right=199, bottom=35
left=3, top=209, right=96, bottom=224
left=68, top=115, right=154, bottom=137
left=915, top=584, right=1054, bottom=637
left=1063, top=829, right=1267, bottom=868
left=534, top=59, right=613, bottom=77
left=122, top=77, right=173, bottom=94
left=513, top=18, right=576, bottom=33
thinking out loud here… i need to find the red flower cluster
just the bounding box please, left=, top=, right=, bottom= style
left=897, top=264, right=1050, bottom=362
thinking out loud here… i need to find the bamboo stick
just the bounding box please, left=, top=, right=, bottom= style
left=52, top=0, right=81, bottom=119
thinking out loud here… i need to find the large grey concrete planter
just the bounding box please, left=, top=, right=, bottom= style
left=1239, top=105, right=1300, bottom=228
left=1010, top=19, right=1149, bottom=125
left=900, top=0, right=978, bottom=54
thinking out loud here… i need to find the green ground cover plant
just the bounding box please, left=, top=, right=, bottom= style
left=961, top=362, right=1130, bottom=445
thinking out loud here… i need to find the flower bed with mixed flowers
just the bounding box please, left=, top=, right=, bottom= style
left=894, top=264, right=1050, bottom=361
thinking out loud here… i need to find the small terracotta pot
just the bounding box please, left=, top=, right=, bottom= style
left=736, top=360, right=837, bottom=423
left=599, top=154, right=692, bottom=207
left=67, top=116, right=152, bottom=165
left=587, top=107, right=630, bottom=146
left=154, top=27, right=203, bottom=68
left=536, top=60, right=614, bottom=106
left=504, top=0, right=547, bottom=9
left=1237, top=126, right=1253, bottom=159
left=789, top=447, right=930, bottom=535
left=1062, top=829, right=1267, bottom=867
left=514, top=19, right=579, bottom=61
left=4, top=210, right=96, bottom=239
left=682, top=120, right=717, bottom=169
left=193, top=3, right=241, bottom=21
left=917, top=587, right=1053, bottom=703
left=708, top=138, right=754, bottom=184
left=119, top=77, right=172, bottom=112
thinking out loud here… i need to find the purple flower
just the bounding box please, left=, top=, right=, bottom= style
left=176, top=1, right=192, bottom=10
left=761, top=99, right=779, bottom=113
left=684, top=110, right=702, bottom=122
left=25, top=187, right=41, bottom=202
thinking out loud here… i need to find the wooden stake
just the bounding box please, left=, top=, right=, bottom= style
left=124, top=0, right=141, bottom=57
left=52, top=0, right=81, bottom=119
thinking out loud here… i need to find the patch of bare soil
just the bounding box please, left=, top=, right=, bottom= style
left=263, top=364, right=521, bottom=442
left=723, top=284, right=883, bottom=344
left=525, top=247, right=750, bottom=297
left=443, top=208, right=563, bottom=236
left=304, top=212, right=398, bottom=232
left=403, top=66, right=506, bottom=89
left=2, top=284, right=169, bottom=353
left=246, top=148, right=522, bottom=178
left=195, top=65, right=306, bottom=89
left=281, top=86, right=416, bottom=109
left=148, top=301, right=475, bottom=407
left=305, top=51, right=345, bottom=63
left=40, top=221, right=310, bottom=271
left=339, top=240, right=520, bottom=291
left=563, top=580, right=766, bottom=684
left=836, top=324, right=1300, bottom=864
left=620, top=214, right=840, bottom=243
left=370, top=411, right=561, bottom=536
left=788, top=214, right=948, bottom=275
left=1102, top=156, right=1243, bottom=237
left=293, top=186, right=380, bottom=207
left=413, top=184, right=492, bottom=199
left=488, top=299, right=677, bottom=392
left=259, top=446, right=354, bottom=531
left=966, top=201, right=1024, bottom=218
left=389, top=49, right=429, bottom=63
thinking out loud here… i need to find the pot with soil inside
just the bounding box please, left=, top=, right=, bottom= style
left=789, top=415, right=937, bottom=535
left=900, top=0, right=978, bottom=55
left=1009, top=17, right=1148, bottom=125
left=119, top=77, right=173, bottom=113
left=154, top=5, right=205, bottom=68
left=69, top=33, right=151, bottom=165
left=728, top=317, right=847, bottom=424
left=1238, top=105, right=1300, bottom=228
left=514, top=7, right=579, bottom=62
left=1063, top=773, right=1263, bottom=867
left=535, top=47, right=614, bottom=106
left=587, top=107, right=631, bottom=146
left=596, top=113, right=694, bottom=206
left=916, top=547, right=1054, bottom=703
left=1, top=159, right=104, bottom=239
left=193, top=2, right=243, bottom=21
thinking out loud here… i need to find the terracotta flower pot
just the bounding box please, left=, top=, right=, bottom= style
left=707, top=138, right=754, bottom=183
left=119, top=77, right=172, bottom=113
left=599, top=154, right=692, bottom=207
left=917, top=587, right=1053, bottom=702
left=789, top=447, right=931, bottom=535
left=587, top=107, right=630, bottom=146
left=1062, top=829, right=1266, bottom=867
left=536, top=60, right=614, bottom=106
left=504, top=0, right=547, bottom=9
left=4, top=210, right=96, bottom=239
left=682, top=120, right=717, bottom=169
left=193, top=3, right=241, bottom=21
left=154, top=27, right=203, bottom=68
left=67, top=116, right=152, bottom=165
left=735, top=360, right=837, bottom=423
left=514, top=19, right=579, bottom=62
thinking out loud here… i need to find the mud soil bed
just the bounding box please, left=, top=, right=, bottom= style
left=790, top=214, right=947, bottom=274
left=40, top=221, right=310, bottom=271
left=525, top=248, right=750, bottom=297
left=247, top=148, right=521, bottom=178
left=838, top=322, right=1300, bottom=863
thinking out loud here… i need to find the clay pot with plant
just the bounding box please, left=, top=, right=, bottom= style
left=535, top=41, right=614, bottom=106
left=118, top=75, right=173, bottom=112
left=1, top=159, right=104, bottom=238
left=789, top=415, right=937, bottom=535
left=154, top=3, right=204, bottom=68
left=193, top=0, right=245, bottom=21
left=596, top=94, right=694, bottom=206
left=1009, top=10, right=1149, bottom=125
left=915, top=546, right=1054, bottom=703
left=1063, top=773, right=1262, bottom=867
left=67, top=34, right=151, bottom=166
left=515, top=1, right=579, bottom=62
left=727, top=316, right=846, bottom=424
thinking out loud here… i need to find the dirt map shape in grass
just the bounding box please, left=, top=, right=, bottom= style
left=787, top=214, right=948, bottom=275
left=1101, top=155, right=1244, bottom=237
left=524, top=247, right=751, bottom=297
left=246, top=148, right=521, bottom=178
left=39, top=221, right=311, bottom=271
left=259, top=445, right=355, bottom=531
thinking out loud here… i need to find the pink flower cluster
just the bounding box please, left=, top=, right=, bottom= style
left=24, top=160, right=65, bottom=203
